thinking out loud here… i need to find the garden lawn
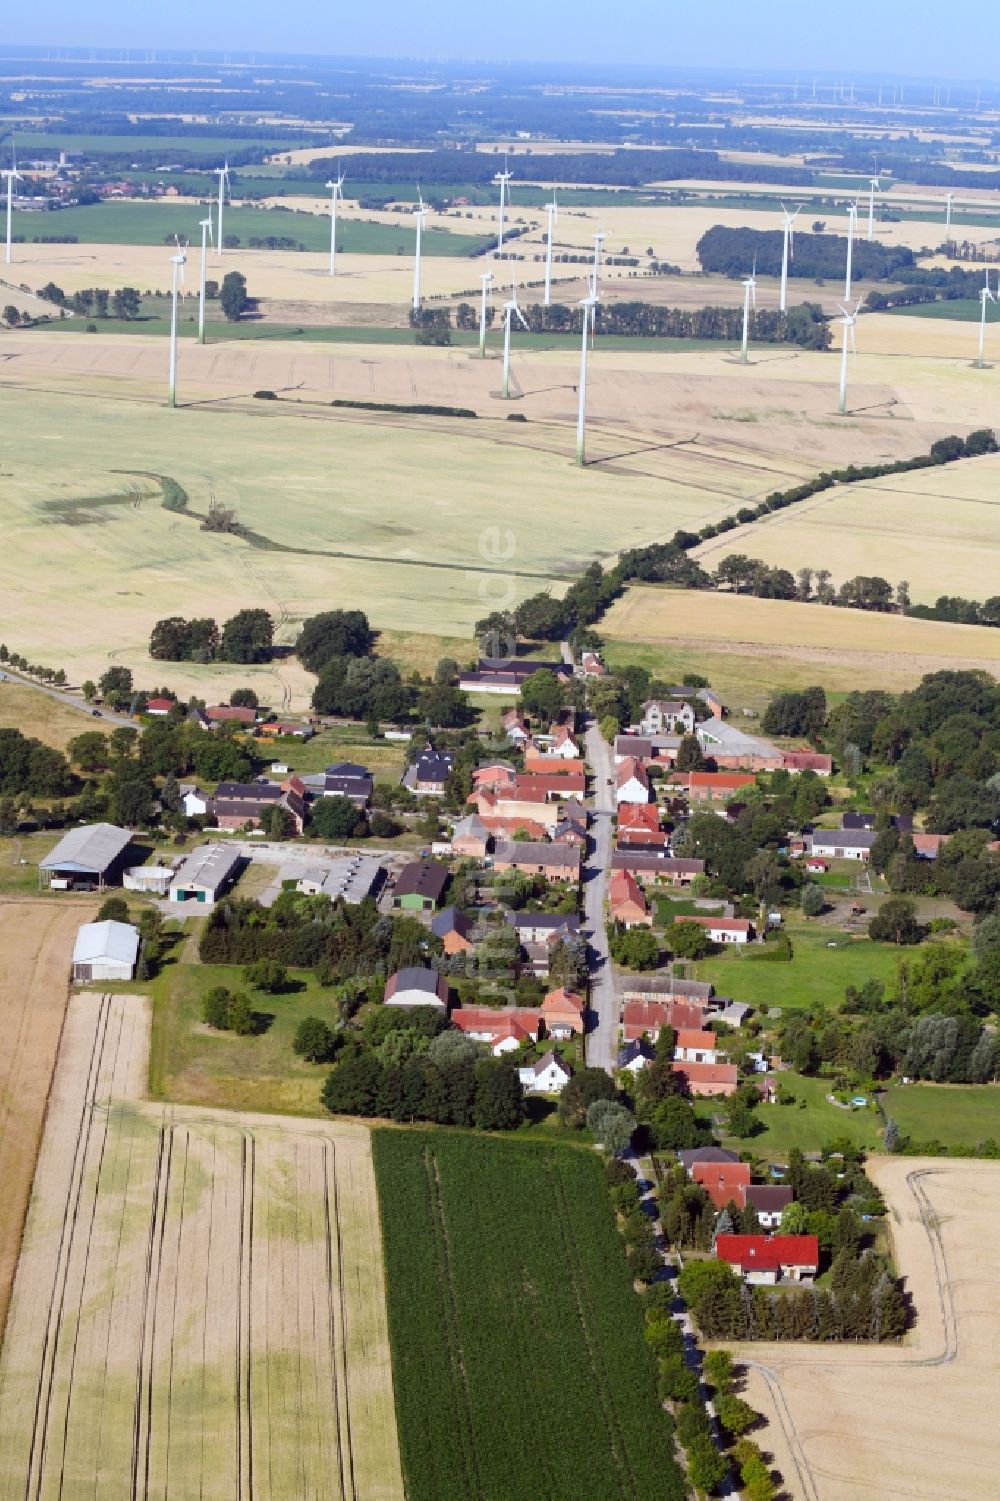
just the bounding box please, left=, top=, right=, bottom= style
left=147, top=952, right=337, bottom=1114
left=695, top=924, right=903, bottom=1011
left=881, top=1083, right=1000, bottom=1150
left=716, top=1071, right=881, bottom=1158
left=372, top=1130, right=685, bottom=1501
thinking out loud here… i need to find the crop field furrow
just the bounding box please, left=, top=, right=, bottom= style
left=0, top=997, right=403, bottom=1501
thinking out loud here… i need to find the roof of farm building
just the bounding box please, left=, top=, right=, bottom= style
left=169, top=843, right=242, bottom=892
left=72, top=919, right=139, bottom=967
left=41, top=823, right=132, bottom=874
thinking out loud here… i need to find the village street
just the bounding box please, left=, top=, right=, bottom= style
left=584, top=717, right=617, bottom=1071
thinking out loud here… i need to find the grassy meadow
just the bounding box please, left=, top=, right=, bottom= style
left=373, top=1130, right=684, bottom=1501
left=714, top=1071, right=882, bottom=1158
left=695, top=923, right=903, bottom=1012
left=11, top=200, right=489, bottom=255
left=881, top=1083, right=1000, bottom=1149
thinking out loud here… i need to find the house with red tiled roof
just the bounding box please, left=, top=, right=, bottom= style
left=677, top=771, right=757, bottom=803
left=781, top=751, right=832, bottom=775
left=622, top=999, right=707, bottom=1043
left=609, top=869, right=652, bottom=928
left=541, top=987, right=585, bottom=1038
left=671, top=1061, right=739, bottom=1097
left=616, top=757, right=650, bottom=806
left=674, top=1028, right=719, bottom=1065
left=674, top=915, right=753, bottom=945
left=473, top=763, right=517, bottom=792
left=692, top=1161, right=752, bottom=1210
left=451, top=1006, right=543, bottom=1054
left=714, top=1234, right=819, bottom=1284
left=145, top=696, right=174, bottom=716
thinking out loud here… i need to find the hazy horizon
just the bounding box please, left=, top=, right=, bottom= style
left=1, top=3, right=999, bottom=81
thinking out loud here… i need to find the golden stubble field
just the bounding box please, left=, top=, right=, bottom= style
left=0, top=901, right=96, bottom=1337
left=727, top=1156, right=1000, bottom=1501
left=0, top=991, right=403, bottom=1501
left=601, top=588, right=1000, bottom=704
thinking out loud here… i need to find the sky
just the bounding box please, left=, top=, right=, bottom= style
left=2, top=2, right=998, bottom=78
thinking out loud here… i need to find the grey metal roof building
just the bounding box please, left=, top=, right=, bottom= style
left=41, top=823, right=133, bottom=890
left=169, top=844, right=243, bottom=904
left=71, top=919, right=139, bottom=981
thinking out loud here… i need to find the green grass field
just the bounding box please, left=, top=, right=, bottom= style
left=695, top=923, right=904, bottom=1011
left=715, top=1071, right=881, bottom=1158
left=147, top=951, right=338, bottom=1115
left=372, top=1130, right=685, bottom=1501
left=881, top=1082, right=1000, bottom=1148
left=11, top=202, right=490, bottom=255
left=883, top=297, right=1000, bottom=322
left=11, top=131, right=311, bottom=158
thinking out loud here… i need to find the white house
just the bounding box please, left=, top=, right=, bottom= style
left=71, top=920, right=139, bottom=982
left=674, top=1029, right=719, bottom=1065
left=675, top=916, right=752, bottom=945
left=640, top=699, right=695, bottom=735
left=808, top=829, right=876, bottom=861
left=179, top=785, right=211, bottom=818
left=519, top=1051, right=572, bottom=1094
left=617, top=1040, right=654, bottom=1074
left=615, top=757, right=650, bottom=806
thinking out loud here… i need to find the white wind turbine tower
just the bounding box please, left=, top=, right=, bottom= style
left=945, top=191, right=955, bottom=238
left=494, top=156, right=513, bottom=253
left=326, top=169, right=345, bottom=276
left=576, top=292, right=598, bottom=465
left=837, top=298, right=862, bottom=415
left=543, top=192, right=558, bottom=306
left=779, top=203, right=801, bottom=313
left=214, top=160, right=231, bottom=257
left=866, top=167, right=880, bottom=242
left=197, top=215, right=213, bottom=344
left=478, top=267, right=493, bottom=357
left=977, top=269, right=995, bottom=369
left=167, top=237, right=187, bottom=408
left=844, top=200, right=858, bottom=300
left=3, top=148, right=22, bottom=266
left=411, top=188, right=427, bottom=310
left=501, top=276, right=529, bottom=400
left=740, top=262, right=756, bottom=365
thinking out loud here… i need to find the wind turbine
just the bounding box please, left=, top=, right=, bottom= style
left=845, top=200, right=858, bottom=300
left=977, top=269, right=995, bottom=369
left=494, top=156, right=512, bottom=254
left=167, top=237, right=187, bottom=409
left=3, top=146, right=22, bottom=266
left=576, top=293, right=598, bottom=465
left=411, top=188, right=427, bottom=310
left=945, top=191, right=955, bottom=238
left=478, top=267, right=493, bottom=358
left=501, top=277, right=528, bottom=400
left=326, top=169, right=345, bottom=276
left=197, top=215, right=213, bottom=344
left=740, top=262, right=756, bottom=365
left=837, top=298, right=862, bottom=415
left=866, top=168, right=880, bottom=242
left=779, top=203, right=801, bottom=313
left=214, top=160, right=230, bottom=257
left=543, top=192, right=558, bottom=307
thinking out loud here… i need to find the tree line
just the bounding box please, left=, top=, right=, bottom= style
left=150, top=609, right=274, bottom=664
left=697, top=224, right=916, bottom=281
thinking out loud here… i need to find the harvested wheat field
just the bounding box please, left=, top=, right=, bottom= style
left=0, top=901, right=95, bottom=1338
left=601, top=587, right=1000, bottom=698
left=727, top=1156, right=1000, bottom=1501
left=694, top=449, right=1000, bottom=606
left=0, top=992, right=403, bottom=1501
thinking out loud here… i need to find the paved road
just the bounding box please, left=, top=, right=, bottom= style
left=2, top=669, right=133, bottom=728
left=584, top=718, right=617, bottom=1072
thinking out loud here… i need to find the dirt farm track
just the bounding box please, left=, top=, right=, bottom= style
left=0, top=901, right=96, bottom=1339
left=729, top=1156, right=1000, bottom=1501
left=0, top=992, right=403, bottom=1501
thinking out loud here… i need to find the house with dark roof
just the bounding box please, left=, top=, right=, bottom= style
left=506, top=912, right=582, bottom=945
left=404, top=749, right=455, bottom=796
left=678, top=1146, right=741, bottom=1173
left=431, top=906, right=475, bottom=954
left=808, top=828, right=877, bottom=861
left=617, top=1039, right=655, bottom=1073
left=492, top=842, right=581, bottom=881
left=392, top=860, right=449, bottom=912
left=383, top=966, right=449, bottom=1009
left=744, top=1185, right=794, bottom=1230
left=321, top=762, right=374, bottom=807
left=518, top=1050, right=572, bottom=1094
